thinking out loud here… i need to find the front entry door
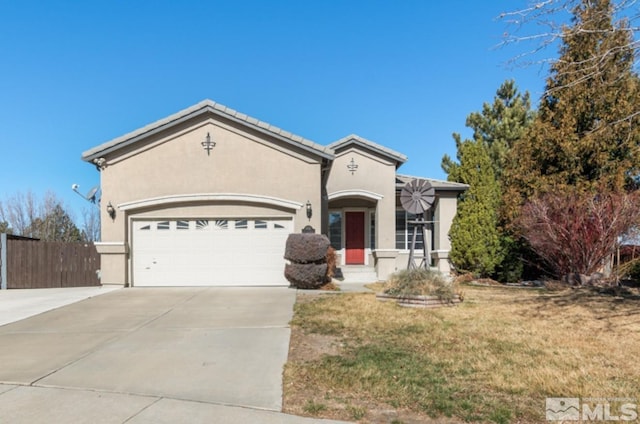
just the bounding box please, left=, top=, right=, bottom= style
left=345, top=212, right=365, bottom=264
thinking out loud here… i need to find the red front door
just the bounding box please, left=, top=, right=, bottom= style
left=345, top=212, right=365, bottom=264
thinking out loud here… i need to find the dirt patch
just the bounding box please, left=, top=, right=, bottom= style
left=287, top=327, right=343, bottom=362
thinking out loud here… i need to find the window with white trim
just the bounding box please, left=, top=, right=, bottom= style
left=396, top=210, right=433, bottom=251
left=328, top=211, right=342, bottom=249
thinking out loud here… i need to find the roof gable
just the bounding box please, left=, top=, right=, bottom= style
left=82, top=99, right=334, bottom=162
left=328, top=134, right=407, bottom=167
left=396, top=174, right=468, bottom=192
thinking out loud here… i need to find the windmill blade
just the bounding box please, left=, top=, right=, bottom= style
left=400, top=179, right=435, bottom=214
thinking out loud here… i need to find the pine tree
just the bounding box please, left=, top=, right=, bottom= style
left=446, top=137, right=502, bottom=276
left=504, top=0, right=640, bottom=222
left=443, top=80, right=533, bottom=279
left=465, top=80, right=534, bottom=179
left=27, top=204, right=82, bottom=242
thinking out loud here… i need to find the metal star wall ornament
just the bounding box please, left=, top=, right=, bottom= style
left=347, top=157, right=358, bottom=175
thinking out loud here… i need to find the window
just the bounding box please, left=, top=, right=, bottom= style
left=196, top=220, right=209, bottom=230
left=370, top=211, right=376, bottom=249
left=157, top=221, right=170, bottom=230
left=255, top=220, right=267, bottom=229
left=328, top=211, right=342, bottom=249
left=139, top=224, right=151, bottom=231
left=395, top=210, right=426, bottom=250
left=176, top=220, right=189, bottom=230
left=212, top=220, right=228, bottom=230
left=235, top=219, right=248, bottom=229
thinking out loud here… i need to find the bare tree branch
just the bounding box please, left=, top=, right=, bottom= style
left=498, top=0, right=640, bottom=127
left=498, top=0, right=640, bottom=70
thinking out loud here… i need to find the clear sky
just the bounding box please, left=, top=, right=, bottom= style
left=0, top=0, right=547, bottom=225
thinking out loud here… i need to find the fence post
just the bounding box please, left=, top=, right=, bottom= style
left=1, top=233, right=7, bottom=290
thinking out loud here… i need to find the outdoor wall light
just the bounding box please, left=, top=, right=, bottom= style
left=201, top=132, right=216, bottom=155
left=92, top=157, right=107, bottom=171
left=106, top=202, right=116, bottom=220
left=306, top=200, right=312, bottom=221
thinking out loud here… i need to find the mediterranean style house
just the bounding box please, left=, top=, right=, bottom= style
left=82, top=100, right=467, bottom=287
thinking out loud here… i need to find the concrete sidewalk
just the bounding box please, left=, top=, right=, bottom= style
left=0, top=287, right=351, bottom=423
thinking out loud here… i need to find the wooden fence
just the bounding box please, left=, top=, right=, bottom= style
left=0, top=234, right=100, bottom=289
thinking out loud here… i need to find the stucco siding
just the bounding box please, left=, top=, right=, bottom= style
left=99, top=120, right=322, bottom=242
left=433, top=192, right=458, bottom=252
left=326, top=149, right=397, bottom=250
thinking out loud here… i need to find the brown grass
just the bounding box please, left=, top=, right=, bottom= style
left=283, top=285, right=640, bottom=423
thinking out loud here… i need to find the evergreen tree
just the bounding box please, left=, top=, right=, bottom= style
left=446, top=137, right=502, bottom=276
left=504, top=0, right=640, bottom=222
left=443, top=80, right=533, bottom=280
left=1, top=191, right=83, bottom=242
left=0, top=221, right=11, bottom=234
left=29, top=203, right=82, bottom=242
left=444, top=80, right=533, bottom=180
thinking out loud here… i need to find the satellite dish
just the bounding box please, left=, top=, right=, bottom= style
left=400, top=179, right=435, bottom=215
left=85, top=186, right=99, bottom=203
left=72, top=183, right=101, bottom=207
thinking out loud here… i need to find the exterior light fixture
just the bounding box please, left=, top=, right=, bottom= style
left=92, top=157, right=107, bottom=171
left=306, top=200, right=312, bottom=221
left=106, top=202, right=116, bottom=220
left=201, top=132, right=216, bottom=155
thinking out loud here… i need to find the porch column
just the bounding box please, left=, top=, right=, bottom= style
left=431, top=250, right=452, bottom=275
left=373, top=249, right=399, bottom=281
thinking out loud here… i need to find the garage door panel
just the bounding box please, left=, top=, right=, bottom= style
left=133, top=218, right=291, bottom=286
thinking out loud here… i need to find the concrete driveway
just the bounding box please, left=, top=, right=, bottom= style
left=0, top=287, right=348, bottom=424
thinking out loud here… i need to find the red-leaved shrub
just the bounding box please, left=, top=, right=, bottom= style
left=517, top=191, right=640, bottom=278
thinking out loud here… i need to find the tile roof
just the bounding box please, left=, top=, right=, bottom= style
left=82, top=99, right=334, bottom=161
left=327, top=134, right=408, bottom=165
left=396, top=174, right=468, bottom=191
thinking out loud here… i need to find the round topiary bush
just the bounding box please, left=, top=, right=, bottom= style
left=284, top=233, right=330, bottom=263
left=284, top=263, right=328, bottom=289
left=284, top=233, right=331, bottom=289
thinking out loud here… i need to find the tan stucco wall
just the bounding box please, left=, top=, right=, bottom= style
left=325, top=148, right=397, bottom=250
left=325, top=147, right=399, bottom=280
left=433, top=192, right=458, bottom=252
left=96, top=116, right=324, bottom=285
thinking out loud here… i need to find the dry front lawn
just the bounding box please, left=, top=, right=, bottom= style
left=283, top=285, right=640, bottom=423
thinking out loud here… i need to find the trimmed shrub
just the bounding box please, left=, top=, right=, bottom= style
left=285, top=263, right=328, bottom=289
left=284, top=233, right=332, bottom=289
left=284, top=233, right=330, bottom=263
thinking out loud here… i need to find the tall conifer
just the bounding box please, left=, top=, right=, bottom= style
left=504, top=0, right=640, bottom=223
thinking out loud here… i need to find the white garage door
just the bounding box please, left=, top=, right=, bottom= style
left=132, top=218, right=292, bottom=286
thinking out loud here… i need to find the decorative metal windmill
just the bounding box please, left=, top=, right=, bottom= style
left=400, top=179, right=435, bottom=270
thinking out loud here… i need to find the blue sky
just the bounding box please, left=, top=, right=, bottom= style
left=0, top=0, right=548, bottom=224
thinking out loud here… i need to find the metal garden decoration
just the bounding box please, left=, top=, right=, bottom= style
left=400, top=179, right=435, bottom=270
